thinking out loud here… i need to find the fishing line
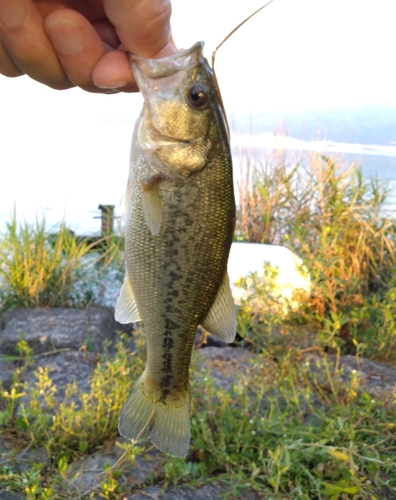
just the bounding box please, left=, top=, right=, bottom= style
left=211, top=0, right=275, bottom=69
left=211, top=0, right=275, bottom=137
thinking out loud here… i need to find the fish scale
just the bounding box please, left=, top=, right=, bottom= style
left=115, top=41, right=236, bottom=456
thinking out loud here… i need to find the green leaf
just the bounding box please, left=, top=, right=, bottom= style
left=16, top=416, right=28, bottom=430
left=58, top=456, right=68, bottom=474
left=343, top=486, right=360, bottom=494
left=78, top=440, right=88, bottom=453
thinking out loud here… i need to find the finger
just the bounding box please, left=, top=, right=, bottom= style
left=45, top=9, right=112, bottom=93
left=0, top=0, right=72, bottom=89
left=0, top=39, right=23, bottom=77
left=92, top=49, right=138, bottom=92
left=102, top=0, right=176, bottom=58
left=92, top=19, right=120, bottom=49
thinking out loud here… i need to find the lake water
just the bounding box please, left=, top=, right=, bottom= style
left=1, top=141, right=396, bottom=236
left=232, top=142, right=396, bottom=209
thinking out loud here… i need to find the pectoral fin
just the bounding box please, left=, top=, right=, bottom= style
left=123, top=180, right=130, bottom=223
left=115, top=273, right=141, bottom=324
left=200, top=272, right=236, bottom=343
left=141, top=176, right=163, bottom=236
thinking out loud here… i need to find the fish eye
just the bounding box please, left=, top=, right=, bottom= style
left=186, top=83, right=209, bottom=109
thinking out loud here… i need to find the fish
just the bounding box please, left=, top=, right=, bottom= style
left=115, top=41, right=236, bottom=457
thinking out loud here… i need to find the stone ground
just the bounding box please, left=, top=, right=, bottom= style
left=1, top=308, right=396, bottom=499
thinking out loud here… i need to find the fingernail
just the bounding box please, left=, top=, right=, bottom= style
left=0, top=0, right=27, bottom=28
left=94, top=81, right=127, bottom=91
left=46, top=19, right=84, bottom=55
left=153, top=41, right=178, bottom=59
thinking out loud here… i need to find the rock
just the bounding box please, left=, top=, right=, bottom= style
left=303, top=353, right=396, bottom=404
left=125, top=485, right=163, bottom=500
left=0, top=491, right=25, bottom=500
left=68, top=438, right=164, bottom=492
left=194, top=328, right=230, bottom=349
left=20, top=351, right=97, bottom=410
left=0, top=437, right=13, bottom=456
left=126, top=482, right=261, bottom=499
left=0, top=308, right=122, bottom=356
left=339, top=355, right=396, bottom=403
left=15, top=446, right=49, bottom=472
left=228, top=242, right=311, bottom=312
left=0, top=358, right=14, bottom=392
left=195, top=346, right=278, bottom=391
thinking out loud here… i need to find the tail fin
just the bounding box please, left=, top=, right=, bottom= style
left=118, top=373, right=191, bottom=457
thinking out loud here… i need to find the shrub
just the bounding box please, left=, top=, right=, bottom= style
left=0, top=212, right=124, bottom=311
left=236, top=149, right=396, bottom=357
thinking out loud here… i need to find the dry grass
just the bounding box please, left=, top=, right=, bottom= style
left=235, top=148, right=396, bottom=358
left=0, top=212, right=124, bottom=310
left=236, top=148, right=396, bottom=316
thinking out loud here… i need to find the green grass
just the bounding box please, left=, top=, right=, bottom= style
left=0, top=211, right=124, bottom=311
left=174, top=351, right=396, bottom=499
left=0, top=334, right=146, bottom=498
left=0, top=152, right=396, bottom=498
left=1, top=336, right=395, bottom=499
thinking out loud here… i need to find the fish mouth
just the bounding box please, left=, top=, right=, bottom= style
left=130, top=42, right=204, bottom=79
left=130, top=42, right=212, bottom=118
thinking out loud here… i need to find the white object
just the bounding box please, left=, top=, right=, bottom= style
left=228, top=242, right=311, bottom=313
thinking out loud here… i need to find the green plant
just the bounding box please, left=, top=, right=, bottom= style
left=19, top=335, right=144, bottom=459
left=0, top=333, right=147, bottom=497
left=236, top=150, right=396, bottom=357
left=161, top=351, right=396, bottom=498
left=0, top=465, right=55, bottom=499
left=0, top=211, right=124, bottom=311
left=1, top=151, right=396, bottom=498
left=348, top=275, right=396, bottom=362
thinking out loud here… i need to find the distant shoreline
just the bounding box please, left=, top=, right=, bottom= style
left=2, top=140, right=396, bottom=236
left=231, top=133, right=396, bottom=158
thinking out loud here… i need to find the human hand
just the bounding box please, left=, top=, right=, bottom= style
left=0, top=0, right=176, bottom=93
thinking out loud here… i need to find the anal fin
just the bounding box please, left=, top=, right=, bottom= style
left=200, top=272, right=236, bottom=343
left=115, top=273, right=141, bottom=324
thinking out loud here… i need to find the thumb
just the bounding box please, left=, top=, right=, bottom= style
left=102, top=0, right=176, bottom=58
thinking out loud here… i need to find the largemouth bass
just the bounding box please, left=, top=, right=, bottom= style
left=115, top=41, right=236, bottom=457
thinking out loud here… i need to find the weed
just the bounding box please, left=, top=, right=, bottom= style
left=0, top=334, right=145, bottom=496
left=1, top=151, right=396, bottom=498
left=162, top=351, right=396, bottom=498
left=0, top=211, right=124, bottom=311
left=236, top=150, right=396, bottom=359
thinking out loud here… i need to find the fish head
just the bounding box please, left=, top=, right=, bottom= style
left=131, top=42, right=228, bottom=179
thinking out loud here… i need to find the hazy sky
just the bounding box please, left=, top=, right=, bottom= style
left=1, top=0, right=395, bottom=233
left=171, top=0, right=396, bottom=111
